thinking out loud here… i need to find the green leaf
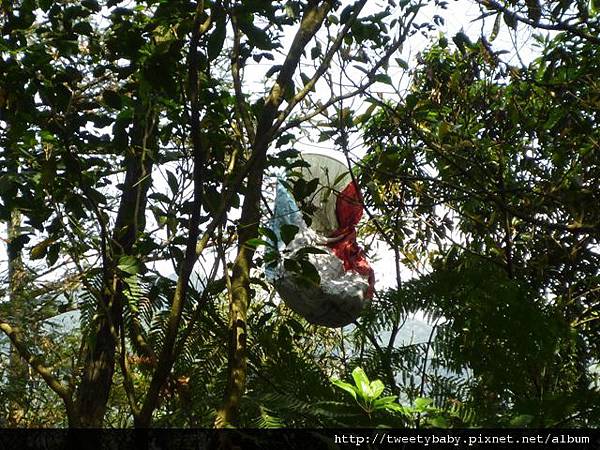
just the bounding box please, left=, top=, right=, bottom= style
left=374, top=396, right=401, bottom=412
left=298, top=259, right=320, bottom=285
left=340, top=4, right=354, bottom=24
left=87, top=189, right=107, bottom=205
left=310, top=43, right=322, bottom=60
left=283, top=79, right=295, bottom=102
left=374, top=73, right=393, bottom=85
left=148, top=192, right=171, bottom=203
left=331, top=378, right=358, bottom=400
left=544, top=109, right=563, bottom=130
left=430, top=416, right=449, bottom=427
left=355, top=103, right=377, bottom=125
left=246, top=238, right=274, bottom=249
left=383, top=402, right=407, bottom=414
left=239, top=21, right=273, bottom=50
left=40, top=130, right=56, bottom=143
left=81, top=0, right=101, bottom=12
left=207, top=6, right=226, bottom=61
left=265, top=65, right=282, bottom=78
left=259, top=227, right=278, bottom=245
left=351, top=367, right=371, bottom=398
left=305, top=177, right=319, bottom=196
left=102, top=90, right=122, bottom=109
left=300, top=72, right=311, bottom=86
left=490, top=13, right=501, bottom=42
left=438, top=121, right=450, bottom=140
left=295, top=246, right=328, bottom=257
left=395, top=58, right=409, bottom=70
left=166, top=170, right=178, bottom=195
left=46, top=243, right=60, bottom=267
left=39, top=0, right=52, bottom=11
left=414, top=397, right=433, bottom=411
left=370, top=379, right=385, bottom=399
left=318, top=129, right=336, bottom=142
left=275, top=134, right=295, bottom=148
left=117, top=255, right=142, bottom=275
left=264, top=251, right=279, bottom=267
left=73, top=21, right=94, bottom=36
left=280, top=224, right=299, bottom=246
left=9, top=234, right=31, bottom=254
left=30, top=239, right=53, bottom=260
left=503, top=11, right=517, bottom=30
left=510, top=414, right=535, bottom=426
left=374, top=395, right=398, bottom=406
left=283, top=258, right=301, bottom=273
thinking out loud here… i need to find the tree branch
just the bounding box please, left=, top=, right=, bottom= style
left=215, top=0, right=333, bottom=428
left=476, top=0, right=600, bottom=45
left=230, top=9, right=256, bottom=144
left=280, top=5, right=420, bottom=133
left=270, top=0, right=369, bottom=134
left=0, top=321, right=74, bottom=409
left=136, top=0, right=212, bottom=427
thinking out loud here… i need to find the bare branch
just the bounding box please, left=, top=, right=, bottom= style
left=270, top=0, right=369, bottom=133
left=280, top=7, right=420, bottom=133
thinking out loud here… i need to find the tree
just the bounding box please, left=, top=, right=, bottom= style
left=1, top=0, right=598, bottom=430
left=1, top=0, right=428, bottom=427
left=360, top=21, right=599, bottom=425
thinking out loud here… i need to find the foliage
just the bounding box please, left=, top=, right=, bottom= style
left=360, top=25, right=600, bottom=427
left=332, top=367, right=401, bottom=417
left=0, top=0, right=598, bottom=430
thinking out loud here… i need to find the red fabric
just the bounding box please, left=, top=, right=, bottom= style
left=327, top=182, right=375, bottom=298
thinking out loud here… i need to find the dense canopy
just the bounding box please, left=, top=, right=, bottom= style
left=1, top=0, right=598, bottom=430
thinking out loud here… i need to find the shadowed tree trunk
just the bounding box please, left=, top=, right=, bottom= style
left=6, top=209, right=29, bottom=427
left=216, top=0, right=332, bottom=426
left=73, top=102, right=157, bottom=427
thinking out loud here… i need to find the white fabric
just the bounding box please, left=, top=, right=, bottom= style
left=298, top=154, right=351, bottom=235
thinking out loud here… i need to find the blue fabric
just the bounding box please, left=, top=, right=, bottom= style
left=270, top=179, right=304, bottom=250
left=265, top=177, right=370, bottom=326
left=265, top=179, right=304, bottom=280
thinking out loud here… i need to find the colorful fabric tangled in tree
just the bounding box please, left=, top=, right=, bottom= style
left=266, top=154, right=374, bottom=327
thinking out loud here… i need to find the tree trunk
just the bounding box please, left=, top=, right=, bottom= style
left=133, top=5, right=210, bottom=426
left=215, top=0, right=332, bottom=426
left=215, top=152, right=267, bottom=427
left=74, top=104, right=156, bottom=427
left=6, top=209, right=29, bottom=427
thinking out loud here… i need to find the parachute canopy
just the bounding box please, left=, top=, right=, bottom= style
left=266, top=153, right=375, bottom=327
